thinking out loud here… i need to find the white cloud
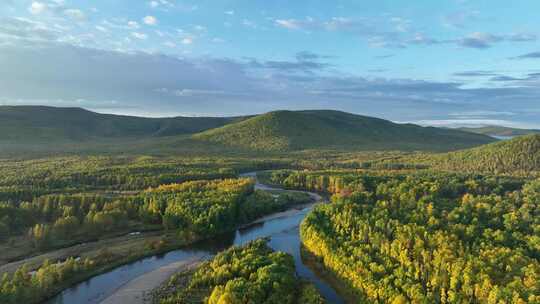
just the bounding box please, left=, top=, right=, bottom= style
left=457, top=32, right=502, bottom=49
left=225, top=10, right=235, bottom=15
left=194, top=25, right=206, bottom=31
left=442, top=10, right=480, bottom=28
left=127, top=21, right=140, bottom=29
left=412, top=119, right=523, bottom=128
left=181, top=37, right=193, bottom=45
left=163, top=41, right=176, bottom=48
left=143, top=16, right=157, bottom=26
left=149, top=0, right=174, bottom=9
left=0, top=17, right=63, bottom=43
left=275, top=17, right=326, bottom=31
left=28, top=2, right=46, bottom=15
left=2, top=43, right=540, bottom=124
left=64, top=9, right=85, bottom=20
left=242, top=19, right=257, bottom=29
left=95, top=25, right=108, bottom=32
left=159, top=88, right=233, bottom=97
left=131, top=32, right=148, bottom=40
left=177, top=4, right=198, bottom=12
left=275, top=19, right=301, bottom=30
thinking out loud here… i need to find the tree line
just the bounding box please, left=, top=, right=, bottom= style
left=1, top=255, right=98, bottom=303
left=0, top=155, right=296, bottom=202
left=2, top=177, right=311, bottom=252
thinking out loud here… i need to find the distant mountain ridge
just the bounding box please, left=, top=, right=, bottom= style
left=457, top=125, right=540, bottom=138
left=193, top=110, right=495, bottom=152
left=0, top=106, right=495, bottom=153
left=0, top=106, right=246, bottom=142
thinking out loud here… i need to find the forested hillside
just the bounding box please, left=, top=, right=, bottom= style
left=0, top=106, right=245, bottom=142
left=194, top=110, right=495, bottom=152
left=413, top=134, right=540, bottom=175
left=458, top=125, right=540, bottom=137
left=0, top=106, right=495, bottom=155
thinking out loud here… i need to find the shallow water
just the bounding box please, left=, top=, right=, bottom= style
left=46, top=174, right=343, bottom=304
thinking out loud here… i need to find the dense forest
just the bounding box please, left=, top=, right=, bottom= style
left=272, top=170, right=540, bottom=303
left=1, top=255, right=99, bottom=304
left=155, top=239, right=325, bottom=304
left=0, top=155, right=295, bottom=202
left=260, top=169, right=525, bottom=196
left=2, top=179, right=254, bottom=248
left=406, top=135, right=540, bottom=176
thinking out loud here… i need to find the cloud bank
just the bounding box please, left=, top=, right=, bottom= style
left=1, top=41, right=539, bottom=128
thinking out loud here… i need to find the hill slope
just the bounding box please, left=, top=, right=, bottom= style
left=0, top=106, right=244, bottom=142
left=414, top=134, right=540, bottom=174
left=193, top=110, right=495, bottom=152
left=458, top=125, right=540, bottom=138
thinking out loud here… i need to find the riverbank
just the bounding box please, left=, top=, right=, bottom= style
left=38, top=232, right=204, bottom=304
left=100, top=256, right=206, bottom=304
left=0, top=231, right=164, bottom=276
left=98, top=200, right=321, bottom=304
left=39, top=208, right=301, bottom=304
left=300, top=246, right=359, bottom=304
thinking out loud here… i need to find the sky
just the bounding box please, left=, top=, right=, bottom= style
left=0, top=0, right=539, bottom=128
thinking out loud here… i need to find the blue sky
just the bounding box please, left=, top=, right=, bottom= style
left=1, top=0, right=539, bottom=128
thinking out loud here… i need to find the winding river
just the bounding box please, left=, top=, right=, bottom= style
left=46, top=173, right=343, bottom=304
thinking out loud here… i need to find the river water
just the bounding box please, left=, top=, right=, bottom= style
left=46, top=173, right=343, bottom=304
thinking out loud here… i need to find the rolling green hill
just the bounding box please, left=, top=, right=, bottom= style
left=0, top=106, right=245, bottom=142
left=0, top=107, right=496, bottom=155
left=193, top=110, right=496, bottom=152
left=457, top=125, right=540, bottom=138
left=413, top=134, right=540, bottom=174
